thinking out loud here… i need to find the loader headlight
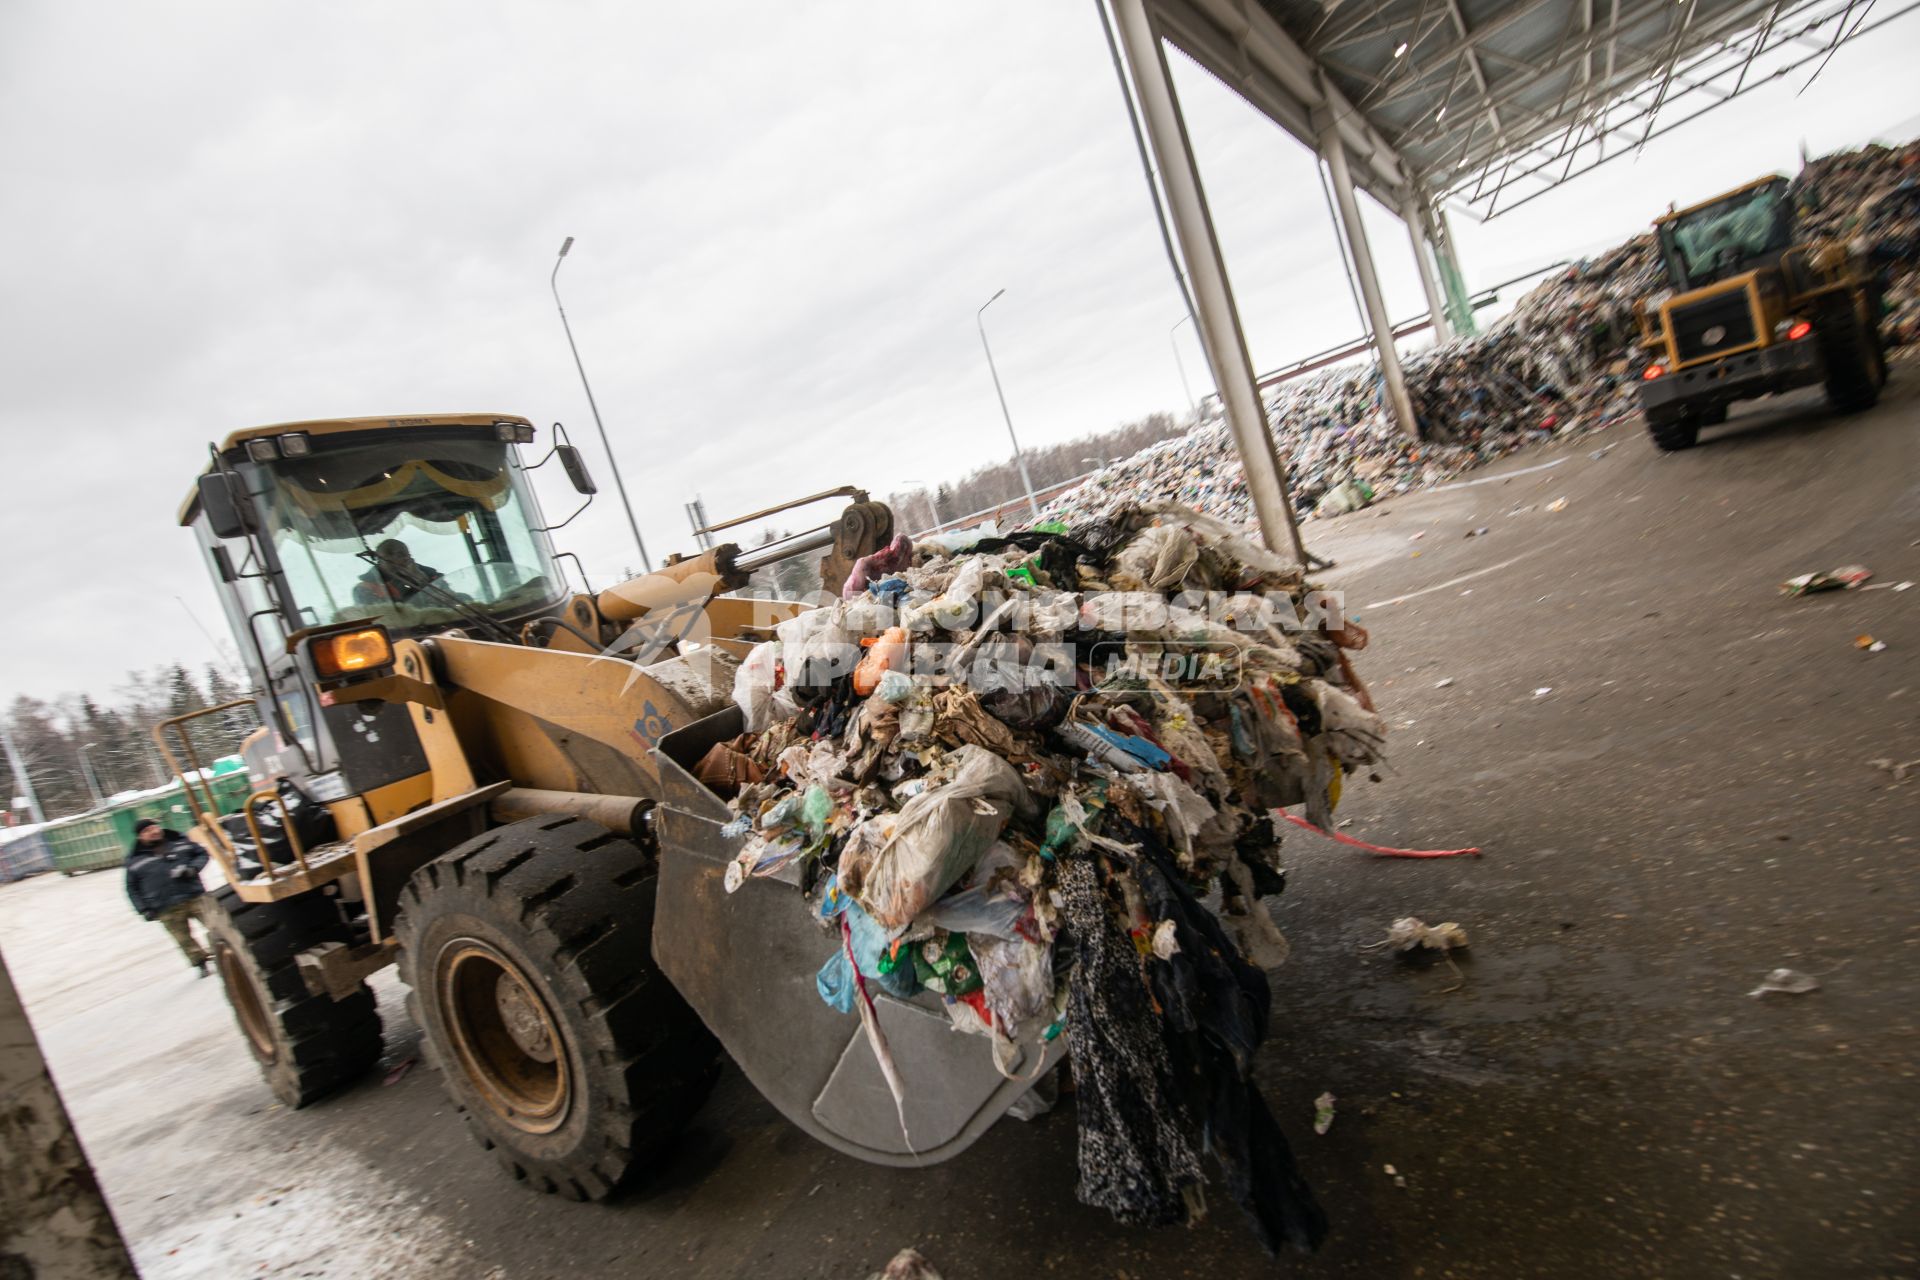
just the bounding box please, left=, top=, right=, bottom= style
left=311, top=626, right=394, bottom=679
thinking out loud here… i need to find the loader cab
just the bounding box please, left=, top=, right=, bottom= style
left=1655, top=176, right=1795, bottom=293
left=181, top=414, right=575, bottom=797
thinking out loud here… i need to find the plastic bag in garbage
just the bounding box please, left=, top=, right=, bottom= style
left=816, top=895, right=918, bottom=1012
left=973, top=930, right=1053, bottom=1036
left=840, top=745, right=1034, bottom=929
left=1112, top=524, right=1199, bottom=592
left=776, top=607, right=859, bottom=692
left=919, top=842, right=1032, bottom=941
left=904, top=557, right=1007, bottom=633
left=733, top=640, right=781, bottom=733
left=966, top=632, right=1068, bottom=730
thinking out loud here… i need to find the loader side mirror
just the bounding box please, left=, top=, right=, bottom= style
left=198, top=472, right=250, bottom=539
left=557, top=444, right=597, bottom=495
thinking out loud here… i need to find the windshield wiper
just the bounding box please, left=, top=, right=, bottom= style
left=356, top=551, right=521, bottom=644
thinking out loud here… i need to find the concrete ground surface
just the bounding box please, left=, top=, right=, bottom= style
left=4, top=362, right=1918, bottom=1280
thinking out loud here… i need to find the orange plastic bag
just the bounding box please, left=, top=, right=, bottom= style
left=853, top=626, right=909, bottom=697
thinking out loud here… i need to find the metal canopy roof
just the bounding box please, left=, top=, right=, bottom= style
left=1152, top=0, right=1915, bottom=217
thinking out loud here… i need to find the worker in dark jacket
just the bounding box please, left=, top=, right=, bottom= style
left=125, top=818, right=211, bottom=974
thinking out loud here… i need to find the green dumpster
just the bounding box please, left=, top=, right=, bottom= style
left=45, top=757, right=256, bottom=875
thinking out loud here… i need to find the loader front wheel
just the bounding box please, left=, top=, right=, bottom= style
left=1822, top=308, right=1884, bottom=412
left=201, top=885, right=384, bottom=1108
left=394, top=816, right=718, bottom=1201
left=1646, top=408, right=1699, bottom=452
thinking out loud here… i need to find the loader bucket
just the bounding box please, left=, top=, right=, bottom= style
left=650, top=708, right=1064, bottom=1167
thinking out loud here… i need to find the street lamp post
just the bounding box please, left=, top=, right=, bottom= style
left=1170, top=315, right=1198, bottom=414
left=551, top=237, right=652, bottom=574
left=976, top=289, right=1041, bottom=522
left=78, top=742, right=106, bottom=809
left=898, top=480, right=944, bottom=533
left=0, top=719, right=44, bottom=826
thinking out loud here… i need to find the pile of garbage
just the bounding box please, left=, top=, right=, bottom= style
left=1796, top=140, right=1920, bottom=346
left=710, top=505, right=1385, bottom=1253
left=1049, top=138, right=1920, bottom=529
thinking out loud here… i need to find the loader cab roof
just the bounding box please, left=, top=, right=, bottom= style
left=1653, top=177, right=1795, bottom=294
left=180, top=411, right=565, bottom=650
left=1653, top=174, right=1790, bottom=226
left=179, top=413, right=536, bottom=524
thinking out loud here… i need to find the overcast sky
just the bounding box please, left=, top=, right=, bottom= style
left=3, top=1, right=1916, bottom=706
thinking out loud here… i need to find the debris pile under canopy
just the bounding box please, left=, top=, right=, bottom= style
left=1049, top=140, right=1920, bottom=531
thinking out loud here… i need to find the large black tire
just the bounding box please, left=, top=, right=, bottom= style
left=202, top=885, right=384, bottom=1108
left=1646, top=408, right=1700, bottom=452
left=394, top=816, right=719, bottom=1201
left=1823, top=307, right=1885, bottom=412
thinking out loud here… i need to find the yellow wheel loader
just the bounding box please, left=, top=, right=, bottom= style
left=158, top=414, right=1057, bottom=1200
left=1635, top=174, right=1887, bottom=451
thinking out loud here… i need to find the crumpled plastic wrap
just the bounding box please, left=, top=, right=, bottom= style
left=838, top=745, right=1034, bottom=929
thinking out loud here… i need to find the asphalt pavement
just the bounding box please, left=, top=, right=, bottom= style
left=3, top=361, right=1917, bottom=1279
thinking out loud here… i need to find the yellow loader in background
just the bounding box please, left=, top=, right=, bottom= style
left=1635, top=174, right=1886, bottom=451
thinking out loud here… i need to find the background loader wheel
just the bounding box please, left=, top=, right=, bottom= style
left=201, top=885, right=383, bottom=1108
left=395, top=816, right=719, bottom=1201
left=1646, top=408, right=1700, bottom=452
left=1822, top=310, right=1884, bottom=412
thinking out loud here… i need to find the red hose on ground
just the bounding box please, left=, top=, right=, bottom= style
left=1276, top=810, right=1482, bottom=858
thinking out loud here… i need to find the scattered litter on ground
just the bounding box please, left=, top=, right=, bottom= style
left=1868, top=757, right=1918, bottom=783
left=1783, top=566, right=1874, bottom=595
left=866, top=1247, right=943, bottom=1280
left=1749, top=968, right=1821, bottom=998
left=1312, top=1092, right=1336, bottom=1136
left=1854, top=634, right=1886, bottom=652
left=1006, top=1070, right=1059, bottom=1122
left=1533, top=687, right=1553, bottom=698
left=1859, top=580, right=1914, bottom=592
left=382, top=1057, right=415, bottom=1087
left=1465, top=526, right=1489, bottom=538
left=1380, top=918, right=1471, bottom=954
left=1545, top=497, right=1569, bottom=513
left=1435, top=677, right=1454, bottom=688
left=1408, top=531, right=1426, bottom=541
left=1367, top=918, right=1471, bottom=991
left=1277, top=810, right=1480, bottom=858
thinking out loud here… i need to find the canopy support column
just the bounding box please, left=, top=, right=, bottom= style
left=1321, top=127, right=1419, bottom=439
left=1427, top=202, right=1479, bottom=338
left=1404, top=199, right=1454, bottom=345
left=1109, top=0, right=1307, bottom=564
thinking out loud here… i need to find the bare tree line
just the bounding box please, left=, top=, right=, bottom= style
left=4, top=664, right=256, bottom=825
left=886, top=412, right=1185, bottom=530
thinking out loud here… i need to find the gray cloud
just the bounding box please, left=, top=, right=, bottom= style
left=2, top=0, right=1916, bottom=702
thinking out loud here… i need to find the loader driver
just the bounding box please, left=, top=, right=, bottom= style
left=354, top=537, right=447, bottom=605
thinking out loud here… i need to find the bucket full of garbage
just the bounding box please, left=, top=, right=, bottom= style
left=651, top=503, right=1385, bottom=1254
